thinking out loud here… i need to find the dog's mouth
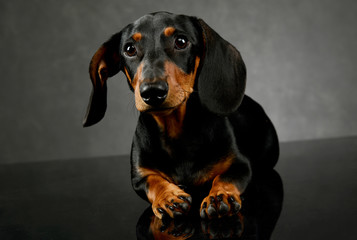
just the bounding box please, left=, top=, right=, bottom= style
left=140, top=97, right=188, bottom=116
left=145, top=106, right=175, bottom=114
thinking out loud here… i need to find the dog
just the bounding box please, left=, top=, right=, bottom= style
left=83, top=12, right=279, bottom=220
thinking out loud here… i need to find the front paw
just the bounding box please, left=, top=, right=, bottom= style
left=152, top=183, right=192, bottom=219
left=200, top=190, right=241, bottom=219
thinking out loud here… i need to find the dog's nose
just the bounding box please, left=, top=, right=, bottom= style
left=139, top=81, right=168, bottom=106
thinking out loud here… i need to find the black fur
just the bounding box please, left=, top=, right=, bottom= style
left=197, top=19, right=246, bottom=115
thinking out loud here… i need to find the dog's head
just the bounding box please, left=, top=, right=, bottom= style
left=83, top=12, right=246, bottom=127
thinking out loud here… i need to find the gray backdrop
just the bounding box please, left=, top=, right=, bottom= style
left=1, top=0, right=356, bottom=163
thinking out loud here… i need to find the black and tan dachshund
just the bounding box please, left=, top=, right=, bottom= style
left=83, top=12, right=279, bottom=220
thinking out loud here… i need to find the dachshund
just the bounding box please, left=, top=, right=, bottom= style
left=83, top=12, right=279, bottom=220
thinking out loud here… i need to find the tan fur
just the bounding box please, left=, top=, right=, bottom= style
left=132, top=32, right=142, bottom=42
left=138, top=167, right=190, bottom=219
left=164, top=27, right=176, bottom=37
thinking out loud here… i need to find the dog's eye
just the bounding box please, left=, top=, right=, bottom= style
left=175, top=36, right=189, bottom=50
left=124, top=43, right=137, bottom=57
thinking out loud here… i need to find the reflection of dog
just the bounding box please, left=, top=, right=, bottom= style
left=83, top=12, right=279, bottom=220
left=150, top=211, right=243, bottom=240
left=150, top=214, right=196, bottom=240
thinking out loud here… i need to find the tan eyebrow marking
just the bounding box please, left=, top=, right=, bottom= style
left=132, top=32, right=142, bottom=42
left=164, top=27, right=176, bottom=37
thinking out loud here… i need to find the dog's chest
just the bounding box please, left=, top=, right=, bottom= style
left=154, top=114, right=235, bottom=186
left=160, top=136, right=219, bottom=186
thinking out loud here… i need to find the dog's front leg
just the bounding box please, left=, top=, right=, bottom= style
left=200, top=176, right=242, bottom=219
left=200, top=159, right=251, bottom=219
left=133, top=168, right=192, bottom=219
left=146, top=173, right=192, bottom=219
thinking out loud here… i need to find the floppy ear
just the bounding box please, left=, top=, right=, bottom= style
left=83, top=32, right=122, bottom=127
left=197, top=19, right=246, bottom=115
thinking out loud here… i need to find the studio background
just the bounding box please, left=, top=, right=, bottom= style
left=1, top=0, right=356, bottom=164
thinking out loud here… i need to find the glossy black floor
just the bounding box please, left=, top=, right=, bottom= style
left=0, top=137, right=356, bottom=240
